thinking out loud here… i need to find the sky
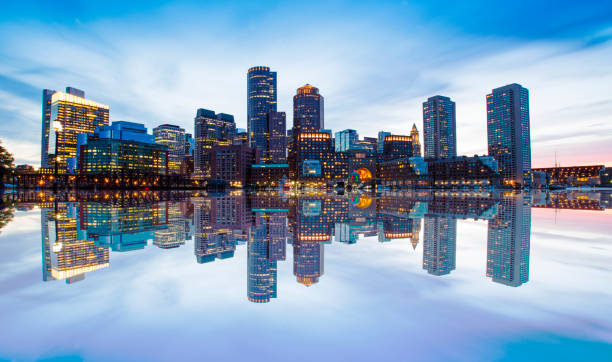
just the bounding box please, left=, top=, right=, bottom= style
left=0, top=0, right=611, bottom=167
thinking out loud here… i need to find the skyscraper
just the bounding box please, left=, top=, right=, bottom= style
left=41, top=89, right=56, bottom=168
left=267, top=111, right=287, bottom=163
left=293, top=84, right=325, bottom=135
left=153, top=124, right=186, bottom=174
left=247, top=66, right=277, bottom=156
left=194, top=109, right=236, bottom=179
left=486, top=83, right=531, bottom=187
left=44, top=88, right=109, bottom=170
left=410, top=123, right=422, bottom=157
left=423, top=95, right=456, bottom=159
left=293, top=84, right=324, bottom=134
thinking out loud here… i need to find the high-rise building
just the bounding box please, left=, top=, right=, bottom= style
left=194, top=109, right=236, bottom=179
left=267, top=111, right=287, bottom=163
left=487, top=193, right=531, bottom=286
left=45, top=88, right=109, bottom=170
left=423, top=95, right=456, bottom=159
left=153, top=124, right=186, bottom=174
left=292, top=131, right=333, bottom=181
left=423, top=216, right=457, bottom=276
left=410, top=123, right=422, bottom=157
left=247, top=66, right=277, bottom=156
left=486, top=83, right=531, bottom=187
left=335, top=129, right=359, bottom=152
left=293, top=84, right=324, bottom=135
left=41, top=89, right=56, bottom=168
left=210, top=144, right=255, bottom=187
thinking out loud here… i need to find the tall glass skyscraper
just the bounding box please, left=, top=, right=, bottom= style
left=293, top=84, right=324, bottom=134
left=45, top=88, right=109, bottom=170
left=422, top=95, right=456, bottom=159
left=334, top=129, right=359, bottom=152
left=486, top=83, right=531, bottom=186
left=267, top=111, right=286, bottom=163
left=247, top=66, right=277, bottom=157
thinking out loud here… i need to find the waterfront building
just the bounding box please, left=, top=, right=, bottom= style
left=210, top=144, right=256, bottom=188
left=250, top=163, right=290, bottom=188
left=194, top=108, right=236, bottom=179
left=291, top=131, right=333, bottom=183
left=247, top=234, right=278, bottom=303
left=377, top=157, right=428, bottom=188
left=428, top=156, right=500, bottom=188
left=423, top=95, right=456, bottom=159
left=487, top=193, right=531, bottom=286
left=293, top=84, right=324, bottom=135
left=153, top=124, right=186, bottom=174
left=247, top=66, right=277, bottom=156
left=531, top=165, right=605, bottom=187
left=77, top=121, right=168, bottom=175
left=423, top=216, right=457, bottom=276
left=382, top=135, right=414, bottom=161
left=45, top=88, right=109, bottom=170
left=486, top=83, right=531, bottom=187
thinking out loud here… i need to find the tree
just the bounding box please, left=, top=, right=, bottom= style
left=0, top=140, right=14, bottom=189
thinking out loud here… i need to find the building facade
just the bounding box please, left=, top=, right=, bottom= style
left=423, top=95, right=456, bottom=159
left=194, top=108, right=236, bottom=179
left=46, top=89, right=109, bottom=170
left=153, top=124, right=186, bottom=174
left=486, top=83, right=531, bottom=187
left=247, top=66, right=277, bottom=156
left=293, top=84, right=324, bottom=135
left=77, top=121, right=168, bottom=175
left=210, top=144, right=256, bottom=188
left=267, top=111, right=287, bottom=163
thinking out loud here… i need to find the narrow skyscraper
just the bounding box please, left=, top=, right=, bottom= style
left=293, top=84, right=324, bottom=134
left=486, top=83, right=531, bottom=187
left=267, top=111, right=287, bottom=163
left=423, top=95, right=456, bottom=159
left=410, top=123, right=421, bottom=157
left=41, top=89, right=56, bottom=168
left=247, top=66, right=277, bottom=156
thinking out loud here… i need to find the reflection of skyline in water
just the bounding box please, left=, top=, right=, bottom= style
left=34, top=191, right=610, bottom=300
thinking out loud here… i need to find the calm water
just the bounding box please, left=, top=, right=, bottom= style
left=0, top=190, right=610, bottom=361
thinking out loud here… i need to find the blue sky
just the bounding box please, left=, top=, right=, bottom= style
left=1, top=0, right=611, bottom=167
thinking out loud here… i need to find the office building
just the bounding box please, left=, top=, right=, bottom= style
left=423, top=95, right=456, bottom=159
left=382, top=135, right=414, bottom=160
left=210, top=144, right=256, bottom=188
left=267, top=111, right=287, bottom=163
left=45, top=88, right=109, bottom=170
left=41, top=89, right=56, bottom=168
left=194, top=108, right=236, bottom=179
left=428, top=156, right=500, bottom=188
left=293, top=84, right=324, bottom=134
left=153, top=124, right=186, bottom=174
left=486, top=83, right=531, bottom=187
left=377, top=131, right=391, bottom=154
left=77, top=121, right=168, bottom=175
left=247, top=66, right=277, bottom=156
left=335, top=129, right=359, bottom=152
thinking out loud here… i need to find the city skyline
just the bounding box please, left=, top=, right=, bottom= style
left=1, top=1, right=611, bottom=168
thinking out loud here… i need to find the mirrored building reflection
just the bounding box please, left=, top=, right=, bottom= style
left=486, top=193, right=531, bottom=287
left=33, top=190, right=544, bottom=293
